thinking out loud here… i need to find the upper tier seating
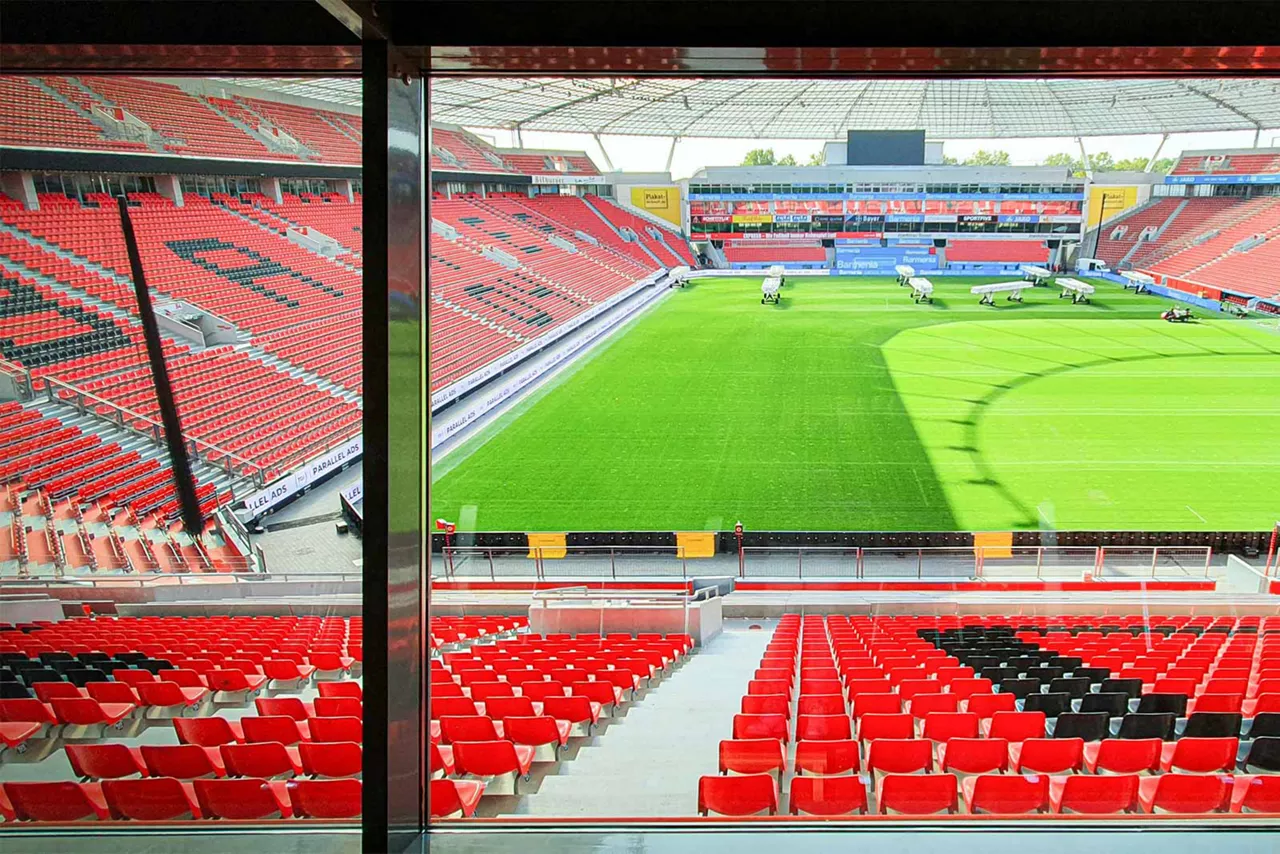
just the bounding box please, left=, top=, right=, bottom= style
left=723, top=244, right=825, bottom=263
left=1146, top=197, right=1280, bottom=299
left=431, top=129, right=515, bottom=174
left=253, top=193, right=363, bottom=257
left=1172, top=153, right=1280, bottom=176
left=502, top=153, right=600, bottom=177
left=235, top=97, right=361, bottom=165
left=521, top=195, right=658, bottom=270
left=1094, top=198, right=1182, bottom=267
left=699, top=613, right=1280, bottom=818
left=585, top=194, right=697, bottom=267
left=1127, top=197, right=1246, bottom=269
left=78, top=78, right=277, bottom=161
left=0, top=78, right=147, bottom=153
left=945, top=241, right=1049, bottom=264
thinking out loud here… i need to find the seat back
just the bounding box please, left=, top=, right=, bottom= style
left=1165, top=737, right=1238, bottom=773
left=1092, top=738, right=1161, bottom=774
left=255, top=697, right=309, bottom=721
left=941, top=738, right=1008, bottom=774
left=967, top=773, right=1049, bottom=814
left=140, top=744, right=220, bottom=779
left=1053, top=712, right=1109, bottom=742
left=718, top=738, right=786, bottom=775
left=452, top=739, right=521, bottom=777
left=1148, top=773, right=1231, bottom=814
left=742, top=694, right=790, bottom=717
left=877, top=773, right=958, bottom=815
left=922, top=712, right=978, bottom=742
left=103, top=778, right=199, bottom=820
left=173, top=716, right=238, bottom=747
left=789, top=774, right=868, bottom=815
left=866, top=739, right=933, bottom=775
left=194, top=778, right=290, bottom=819
left=314, top=696, right=363, bottom=718
left=318, top=681, right=362, bottom=700
left=299, top=741, right=362, bottom=778
left=795, top=714, right=851, bottom=741
left=858, top=713, right=914, bottom=742
left=309, top=715, right=362, bottom=743
left=794, top=739, right=860, bottom=776
left=697, top=773, right=778, bottom=816
left=220, top=742, right=299, bottom=778
left=242, top=715, right=306, bottom=745
left=1016, top=737, right=1084, bottom=773
left=6, top=781, right=106, bottom=821
left=1078, top=692, right=1128, bottom=717
left=541, top=695, right=593, bottom=724
left=65, top=744, right=143, bottom=780
left=1116, top=712, right=1176, bottom=741
left=732, top=713, right=789, bottom=742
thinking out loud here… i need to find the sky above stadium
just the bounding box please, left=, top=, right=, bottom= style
left=468, top=127, right=1278, bottom=180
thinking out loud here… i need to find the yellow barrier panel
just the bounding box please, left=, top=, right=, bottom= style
left=528, top=532, right=566, bottom=560
left=676, top=532, right=716, bottom=559
left=974, top=531, right=1013, bottom=559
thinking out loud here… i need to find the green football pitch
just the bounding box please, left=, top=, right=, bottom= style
left=429, top=276, right=1280, bottom=533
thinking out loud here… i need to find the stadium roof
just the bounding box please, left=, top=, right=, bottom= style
left=427, top=78, right=1280, bottom=140
left=211, top=78, right=363, bottom=107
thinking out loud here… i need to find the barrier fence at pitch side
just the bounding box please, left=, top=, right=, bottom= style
left=432, top=544, right=1214, bottom=581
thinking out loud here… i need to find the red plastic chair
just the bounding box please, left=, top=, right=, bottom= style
left=921, top=712, right=978, bottom=742
left=503, top=716, right=571, bottom=756
left=50, top=698, right=134, bottom=736
left=194, top=777, right=292, bottom=819
left=430, top=778, right=484, bottom=818
left=733, top=713, right=789, bottom=743
left=520, top=681, right=567, bottom=703
left=796, top=714, right=852, bottom=741
left=742, top=694, right=791, bottom=718
left=241, top=715, right=309, bottom=746
left=937, top=737, right=1009, bottom=775
left=963, top=773, right=1050, bottom=814
left=987, top=711, right=1045, bottom=742
left=540, top=695, right=601, bottom=735
left=439, top=715, right=502, bottom=745
left=136, top=681, right=208, bottom=718
left=140, top=744, right=227, bottom=779
left=65, top=743, right=148, bottom=780
left=34, top=682, right=85, bottom=703
left=318, top=681, right=362, bottom=700
left=1234, top=775, right=1280, bottom=813
left=429, top=742, right=456, bottom=778
left=570, top=680, right=622, bottom=711
left=909, top=693, right=959, bottom=720
left=789, top=774, right=869, bottom=815
left=431, top=697, right=481, bottom=719
left=851, top=693, right=901, bottom=718
left=5, top=781, right=110, bottom=821
left=748, top=679, right=792, bottom=698
left=877, top=773, right=958, bottom=815
left=314, top=696, right=363, bottom=718
left=103, top=778, right=202, bottom=820
left=697, top=773, right=778, bottom=816
left=255, top=696, right=317, bottom=722
left=452, top=740, right=535, bottom=793
left=857, top=713, right=914, bottom=744
left=206, top=668, right=267, bottom=700
left=310, top=716, right=362, bottom=743
left=220, top=741, right=304, bottom=778
left=1160, top=737, right=1238, bottom=773
left=1139, top=773, right=1232, bottom=814
left=300, top=741, right=362, bottom=778
left=1052, top=774, right=1141, bottom=814
left=967, top=692, right=1017, bottom=721
left=718, top=738, right=786, bottom=776
left=174, top=716, right=245, bottom=747
left=1010, top=737, right=1084, bottom=774
left=263, top=658, right=316, bottom=690
left=797, top=695, right=844, bottom=717
left=794, top=739, right=860, bottom=775
left=866, top=739, right=933, bottom=776
left=1083, top=738, right=1162, bottom=775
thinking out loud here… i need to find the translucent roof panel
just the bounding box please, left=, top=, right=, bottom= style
left=428, top=77, right=1280, bottom=139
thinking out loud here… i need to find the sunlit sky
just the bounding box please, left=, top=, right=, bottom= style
left=466, top=128, right=1280, bottom=180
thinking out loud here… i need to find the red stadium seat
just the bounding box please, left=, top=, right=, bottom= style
left=1010, top=737, right=1084, bottom=774
left=220, top=741, right=304, bottom=778
left=314, top=697, right=363, bottom=718
left=963, top=774, right=1050, bottom=814
left=697, top=773, right=778, bottom=816
left=5, top=781, right=110, bottom=822
left=851, top=693, right=901, bottom=718
left=103, top=778, right=202, bottom=820
left=299, top=741, right=362, bottom=778
left=452, top=740, right=535, bottom=794
left=789, top=774, right=869, bottom=815
left=1052, top=774, right=1141, bottom=814
left=967, top=693, right=1017, bottom=721
left=318, top=682, right=362, bottom=700
left=1234, top=775, right=1280, bottom=813
left=194, top=778, right=292, bottom=819
left=1082, top=738, right=1162, bottom=775
left=733, top=713, right=789, bottom=743
left=206, top=669, right=267, bottom=703
left=540, top=695, right=601, bottom=736
left=796, top=714, right=852, bottom=741
left=797, top=695, right=845, bottom=716
left=987, top=711, right=1045, bottom=742
left=262, top=659, right=317, bottom=691
left=1139, top=774, right=1232, bottom=814
left=794, top=739, right=860, bottom=776
left=921, top=712, right=978, bottom=742
left=857, top=713, right=914, bottom=744
left=866, top=739, right=933, bottom=777
left=936, top=738, right=1009, bottom=775
left=1159, top=737, right=1238, bottom=773
left=430, top=778, right=484, bottom=818
left=877, top=774, right=958, bottom=815
left=309, top=716, right=362, bottom=743
left=288, top=779, right=363, bottom=818
left=241, top=715, right=310, bottom=746
left=255, top=696, right=317, bottom=723
left=174, top=716, right=245, bottom=746
left=742, top=694, right=791, bottom=718
left=719, top=738, right=786, bottom=776
left=65, top=744, right=147, bottom=781
left=503, top=715, right=571, bottom=760
left=136, top=680, right=209, bottom=719
left=429, top=742, right=456, bottom=778
left=909, top=693, right=959, bottom=720
left=49, top=698, right=134, bottom=738
left=140, top=744, right=227, bottom=779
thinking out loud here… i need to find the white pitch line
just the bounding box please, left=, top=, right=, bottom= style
left=1186, top=505, right=1207, bottom=523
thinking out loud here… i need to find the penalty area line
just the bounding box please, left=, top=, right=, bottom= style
left=1186, top=505, right=1207, bottom=523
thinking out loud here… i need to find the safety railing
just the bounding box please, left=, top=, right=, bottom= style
left=436, top=544, right=1215, bottom=582
left=44, top=377, right=264, bottom=491
left=0, top=569, right=359, bottom=588
left=0, top=357, right=34, bottom=402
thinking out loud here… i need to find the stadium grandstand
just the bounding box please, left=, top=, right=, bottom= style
left=5, top=62, right=1280, bottom=841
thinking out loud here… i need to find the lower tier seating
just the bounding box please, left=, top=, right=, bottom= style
left=0, top=615, right=362, bottom=822
left=699, top=613, right=1280, bottom=818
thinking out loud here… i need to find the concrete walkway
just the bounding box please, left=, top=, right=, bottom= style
left=489, top=619, right=771, bottom=817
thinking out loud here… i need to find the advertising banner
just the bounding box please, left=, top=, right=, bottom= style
left=731, top=214, right=774, bottom=224
left=773, top=213, right=813, bottom=223
left=241, top=435, right=363, bottom=518
left=630, top=186, right=683, bottom=227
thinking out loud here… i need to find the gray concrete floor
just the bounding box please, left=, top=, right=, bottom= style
left=479, top=619, right=770, bottom=818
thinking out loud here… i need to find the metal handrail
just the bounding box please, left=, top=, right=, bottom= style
left=45, top=377, right=264, bottom=489
left=0, top=570, right=361, bottom=588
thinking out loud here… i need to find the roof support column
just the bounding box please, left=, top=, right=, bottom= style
left=1254, top=126, right=1262, bottom=148
left=514, top=125, right=523, bottom=149
left=1076, top=137, right=1093, bottom=179
left=665, top=136, right=680, bottom=173
left=1145, top=133, right=1169, bottom=171
left=593, top=133, right=616, bottom=172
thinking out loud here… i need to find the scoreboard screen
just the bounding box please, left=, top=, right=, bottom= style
left=846, top=130, right=926, bottom=166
